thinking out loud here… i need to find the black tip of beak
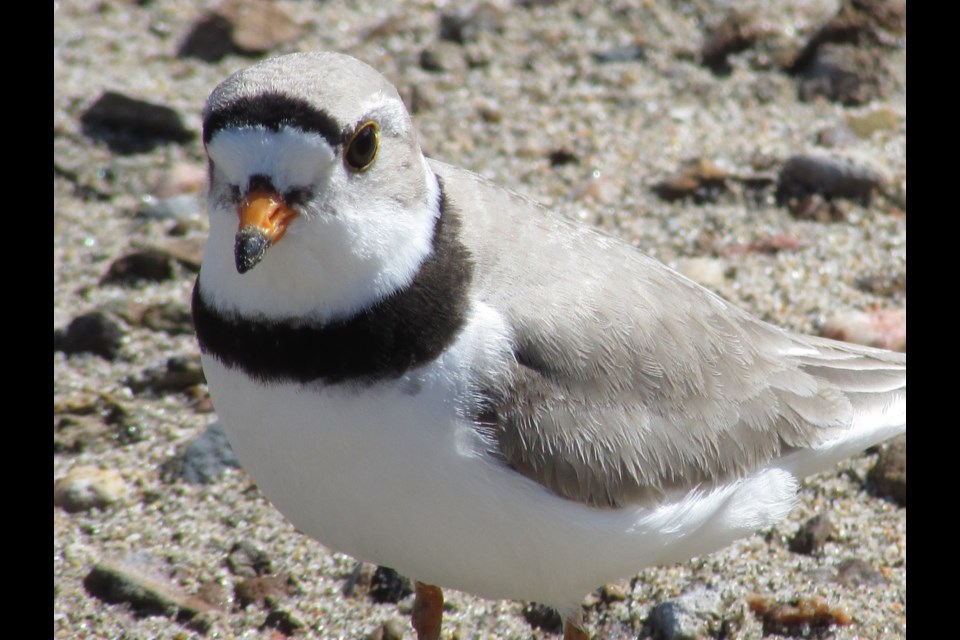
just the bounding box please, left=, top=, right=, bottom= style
left=235, top=226, right=271, bottom=274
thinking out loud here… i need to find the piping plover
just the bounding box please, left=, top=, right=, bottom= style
left=193, top=52, right=906, bottom=639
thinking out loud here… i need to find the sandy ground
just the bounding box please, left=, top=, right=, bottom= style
left=55, top=1, right=905, bottom=638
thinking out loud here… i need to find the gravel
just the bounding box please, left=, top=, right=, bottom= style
left=55, top=1, right=906, bottom=638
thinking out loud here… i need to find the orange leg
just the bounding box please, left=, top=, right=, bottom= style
left=412, top=582, right=444, bottom=640
left=563, top=609, right=590, bottom=640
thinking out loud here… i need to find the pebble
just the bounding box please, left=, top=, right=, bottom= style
left=439, top=3, right=505, bottom=44
left=83, top=558, right=214, bottom=620
left=778, top=152, right=890, bottom=205
left=129, top=355, right=205, bottom=395
left=369, top=566, right=413, bottom=604
left=833, top=558, right=885, bottom=588
left=101, top=249, right=176, bottom=285
left=700, top=10, right=761, bottom=74
left=160, top=421, right=241, bottom=485
left=54, top=311, right=124, bottom=361
left=139, top=193, right=203, bottom=221
left=821, top=308, right=906, bottom=352
left=795, top=44, right=893, bottom=106
left=674, top=257, right=729, bottom=289
left=521, top=602, right=563, bottom=633
left=747, top=594, right=851, bottom=636
left=178, top=0, right=301, bottom=61
left=643, top=588, right=724, bottom=640
left=788, top=513, right=835, bottom=555
left=55, top=466, right=129, bottom=512
left=867, top=435, right=906, bottom=506
left=80, top=92, right=195, bottom=154
left=653, top=158, right=731, bottom=203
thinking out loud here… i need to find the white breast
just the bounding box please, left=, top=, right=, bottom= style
left=203, top=302, right=800, bottom=614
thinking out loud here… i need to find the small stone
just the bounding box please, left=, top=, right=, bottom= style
left=795, top=44, right=892, bottom=106
left=129, top=355, right=205, bottom=395
left=653, top=158, right=731, bottom=203
left=834, top=558, right=885, bottom=588
left=549, top=147, right=579, bottom=167
left=161, top=421, right=242, bottom=485
left=235, top=575, right=292, bottom=608
left=592, top=43, right=646, bottom=64
left=179, top=0, right=301, bottom=61
left=139, top=194, right=203, bottom=221
left=867, top=435, right=906, bottom=506
left=845, top=107, right=901, bottom=138
left=83, top=558, right=213, bottom=620
left=522, top=602, right=563, bottom=633
left=600, top=582, right=629, bottom=603
left=788, top=514, right=835, bottom=555
left=369, top=566, right=413, bottom=604
left=439, top=3, right=505, bottom=44
left=54, top=414, right=111, bottom=454
left=55, top=311, right=123, bottom=361
left=821, top=308, right=906, bottom=352
left=674, top=257, right=728, bottom=289
left=55, top=466, right=129, bottom=512
left=643, top=588, right=724, bottom=640
left=701, top=11, right=761, bottom=74
left=227, top=541, right=274, bottom=578
left=816, top=123, right=860, bottom=148
left=419, top=43, right=466, bottom=73
left=778, top=152, right=890, bottom=205
left=747, top=594, right=851, bottom=636
left=80, top=92, right=195, bottom=154
left=102, top=249, right=176, bottom=285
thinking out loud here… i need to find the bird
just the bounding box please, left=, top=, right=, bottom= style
left=192, top=51, right=906, bottom=639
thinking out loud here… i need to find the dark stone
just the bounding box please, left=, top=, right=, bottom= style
left=867, top=435, right=906, bottom=506
left=80, top=92, right=195, bottom=154
left=83, top=560, right=213, bottom=620
left=55, top=311, right=123, bottom=360
left=102, top=249, right=176, bottom=285
left=522, top=602, right=563, bottom=633
left=369, top=566, right=413, bottom=604
left=789, top=514, right=835, bottom=555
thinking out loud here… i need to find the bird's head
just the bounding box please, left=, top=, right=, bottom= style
left=199, top=52, right=440, bottom=322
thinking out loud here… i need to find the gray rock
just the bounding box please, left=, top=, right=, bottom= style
left=161, top=421, right=241, bottom=485
left=643, top=588, right=723, bottom=640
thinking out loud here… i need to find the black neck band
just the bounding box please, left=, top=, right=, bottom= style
left=192, top=179, right=473, bottom=385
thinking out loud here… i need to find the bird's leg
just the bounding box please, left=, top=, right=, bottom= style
left=562, top=608, right=590, bottom=640
left=412, top=582, right=444, bottom=640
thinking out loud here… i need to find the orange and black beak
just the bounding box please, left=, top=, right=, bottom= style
left=234, top=190, right=299, bottom=274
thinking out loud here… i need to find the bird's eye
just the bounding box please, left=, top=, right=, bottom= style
left=344, top=121, right=380, bottom=172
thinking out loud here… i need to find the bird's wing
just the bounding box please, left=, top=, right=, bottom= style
left=433, top=159, right=906, bottom=508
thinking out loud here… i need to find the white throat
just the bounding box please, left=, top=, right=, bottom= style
left=201, top=129, right=441, bottom=323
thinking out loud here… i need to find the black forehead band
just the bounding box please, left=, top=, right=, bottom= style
left=203, top=92, right=345, bottom=147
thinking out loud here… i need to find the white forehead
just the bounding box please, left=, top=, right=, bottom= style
left=207, top=127, right=336, bottom=190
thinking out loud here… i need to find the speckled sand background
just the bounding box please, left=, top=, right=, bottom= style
left=55, top=1, right=905, bottom=638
